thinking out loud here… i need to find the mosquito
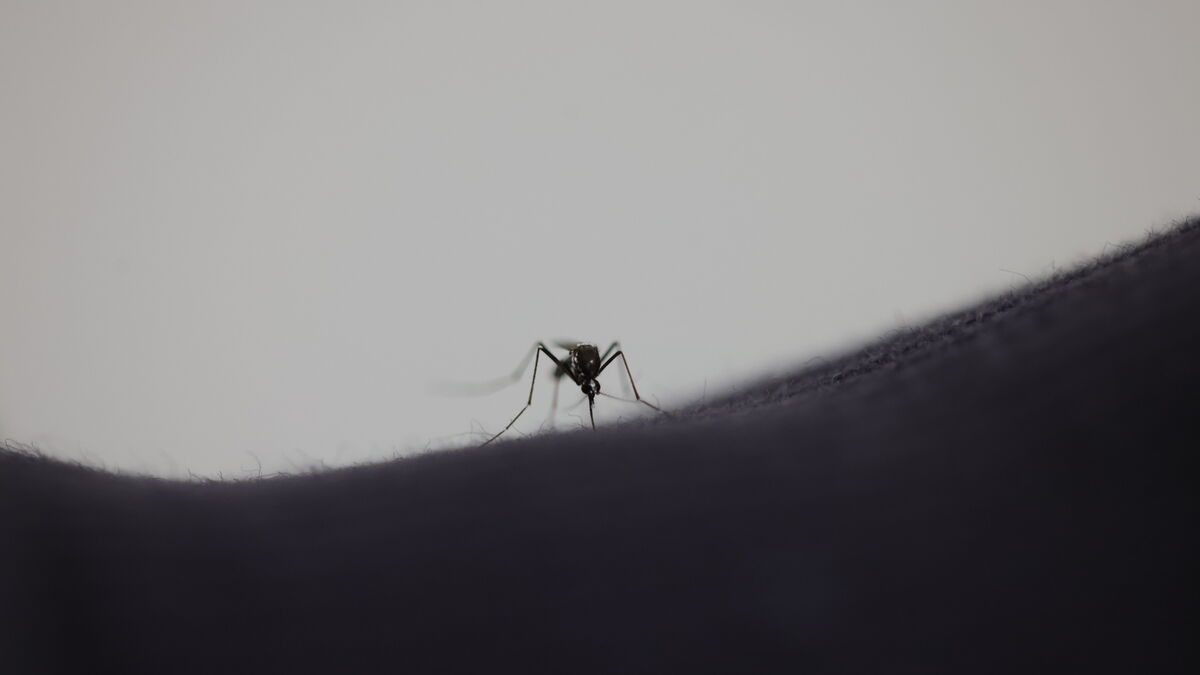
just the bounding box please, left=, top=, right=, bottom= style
left=475, top=341, right=665, bottom=447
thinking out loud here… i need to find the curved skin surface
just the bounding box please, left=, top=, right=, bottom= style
left=3, top=218, right=1198, bottom=673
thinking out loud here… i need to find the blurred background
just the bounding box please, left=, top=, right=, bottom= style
left=1, top=1, right=1197, bottom=477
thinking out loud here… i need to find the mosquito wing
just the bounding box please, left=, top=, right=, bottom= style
left=427, top=343, right=541, bottom=396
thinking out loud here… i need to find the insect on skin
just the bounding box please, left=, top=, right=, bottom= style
left=481, top=341, right=665, bottom=447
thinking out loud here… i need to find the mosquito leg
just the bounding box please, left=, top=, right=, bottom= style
left=545, top=371, right=565, bottom=428
left=598, top=350, right=667, bottom=415
left=599, top=342, right=632, bottom=395
left=481, top=345, right=564, bottom=447
left=599, top=341, right=621, bottom=363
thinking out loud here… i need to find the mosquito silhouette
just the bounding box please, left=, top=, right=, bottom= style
left=435, top=341, right=666, bottom=446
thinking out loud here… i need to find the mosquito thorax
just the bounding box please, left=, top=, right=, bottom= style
left=571, top=344, right=602, bottom=378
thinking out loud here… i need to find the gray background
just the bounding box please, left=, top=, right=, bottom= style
left=2, top=1, right=1197, bottom=477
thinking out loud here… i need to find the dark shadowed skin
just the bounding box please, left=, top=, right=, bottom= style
left=482, top=341, right=664, bottom=446
left=4, top=220, right=1199, bottom=674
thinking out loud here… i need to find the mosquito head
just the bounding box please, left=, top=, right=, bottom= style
left=581, top=378, right=601, bottom=399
